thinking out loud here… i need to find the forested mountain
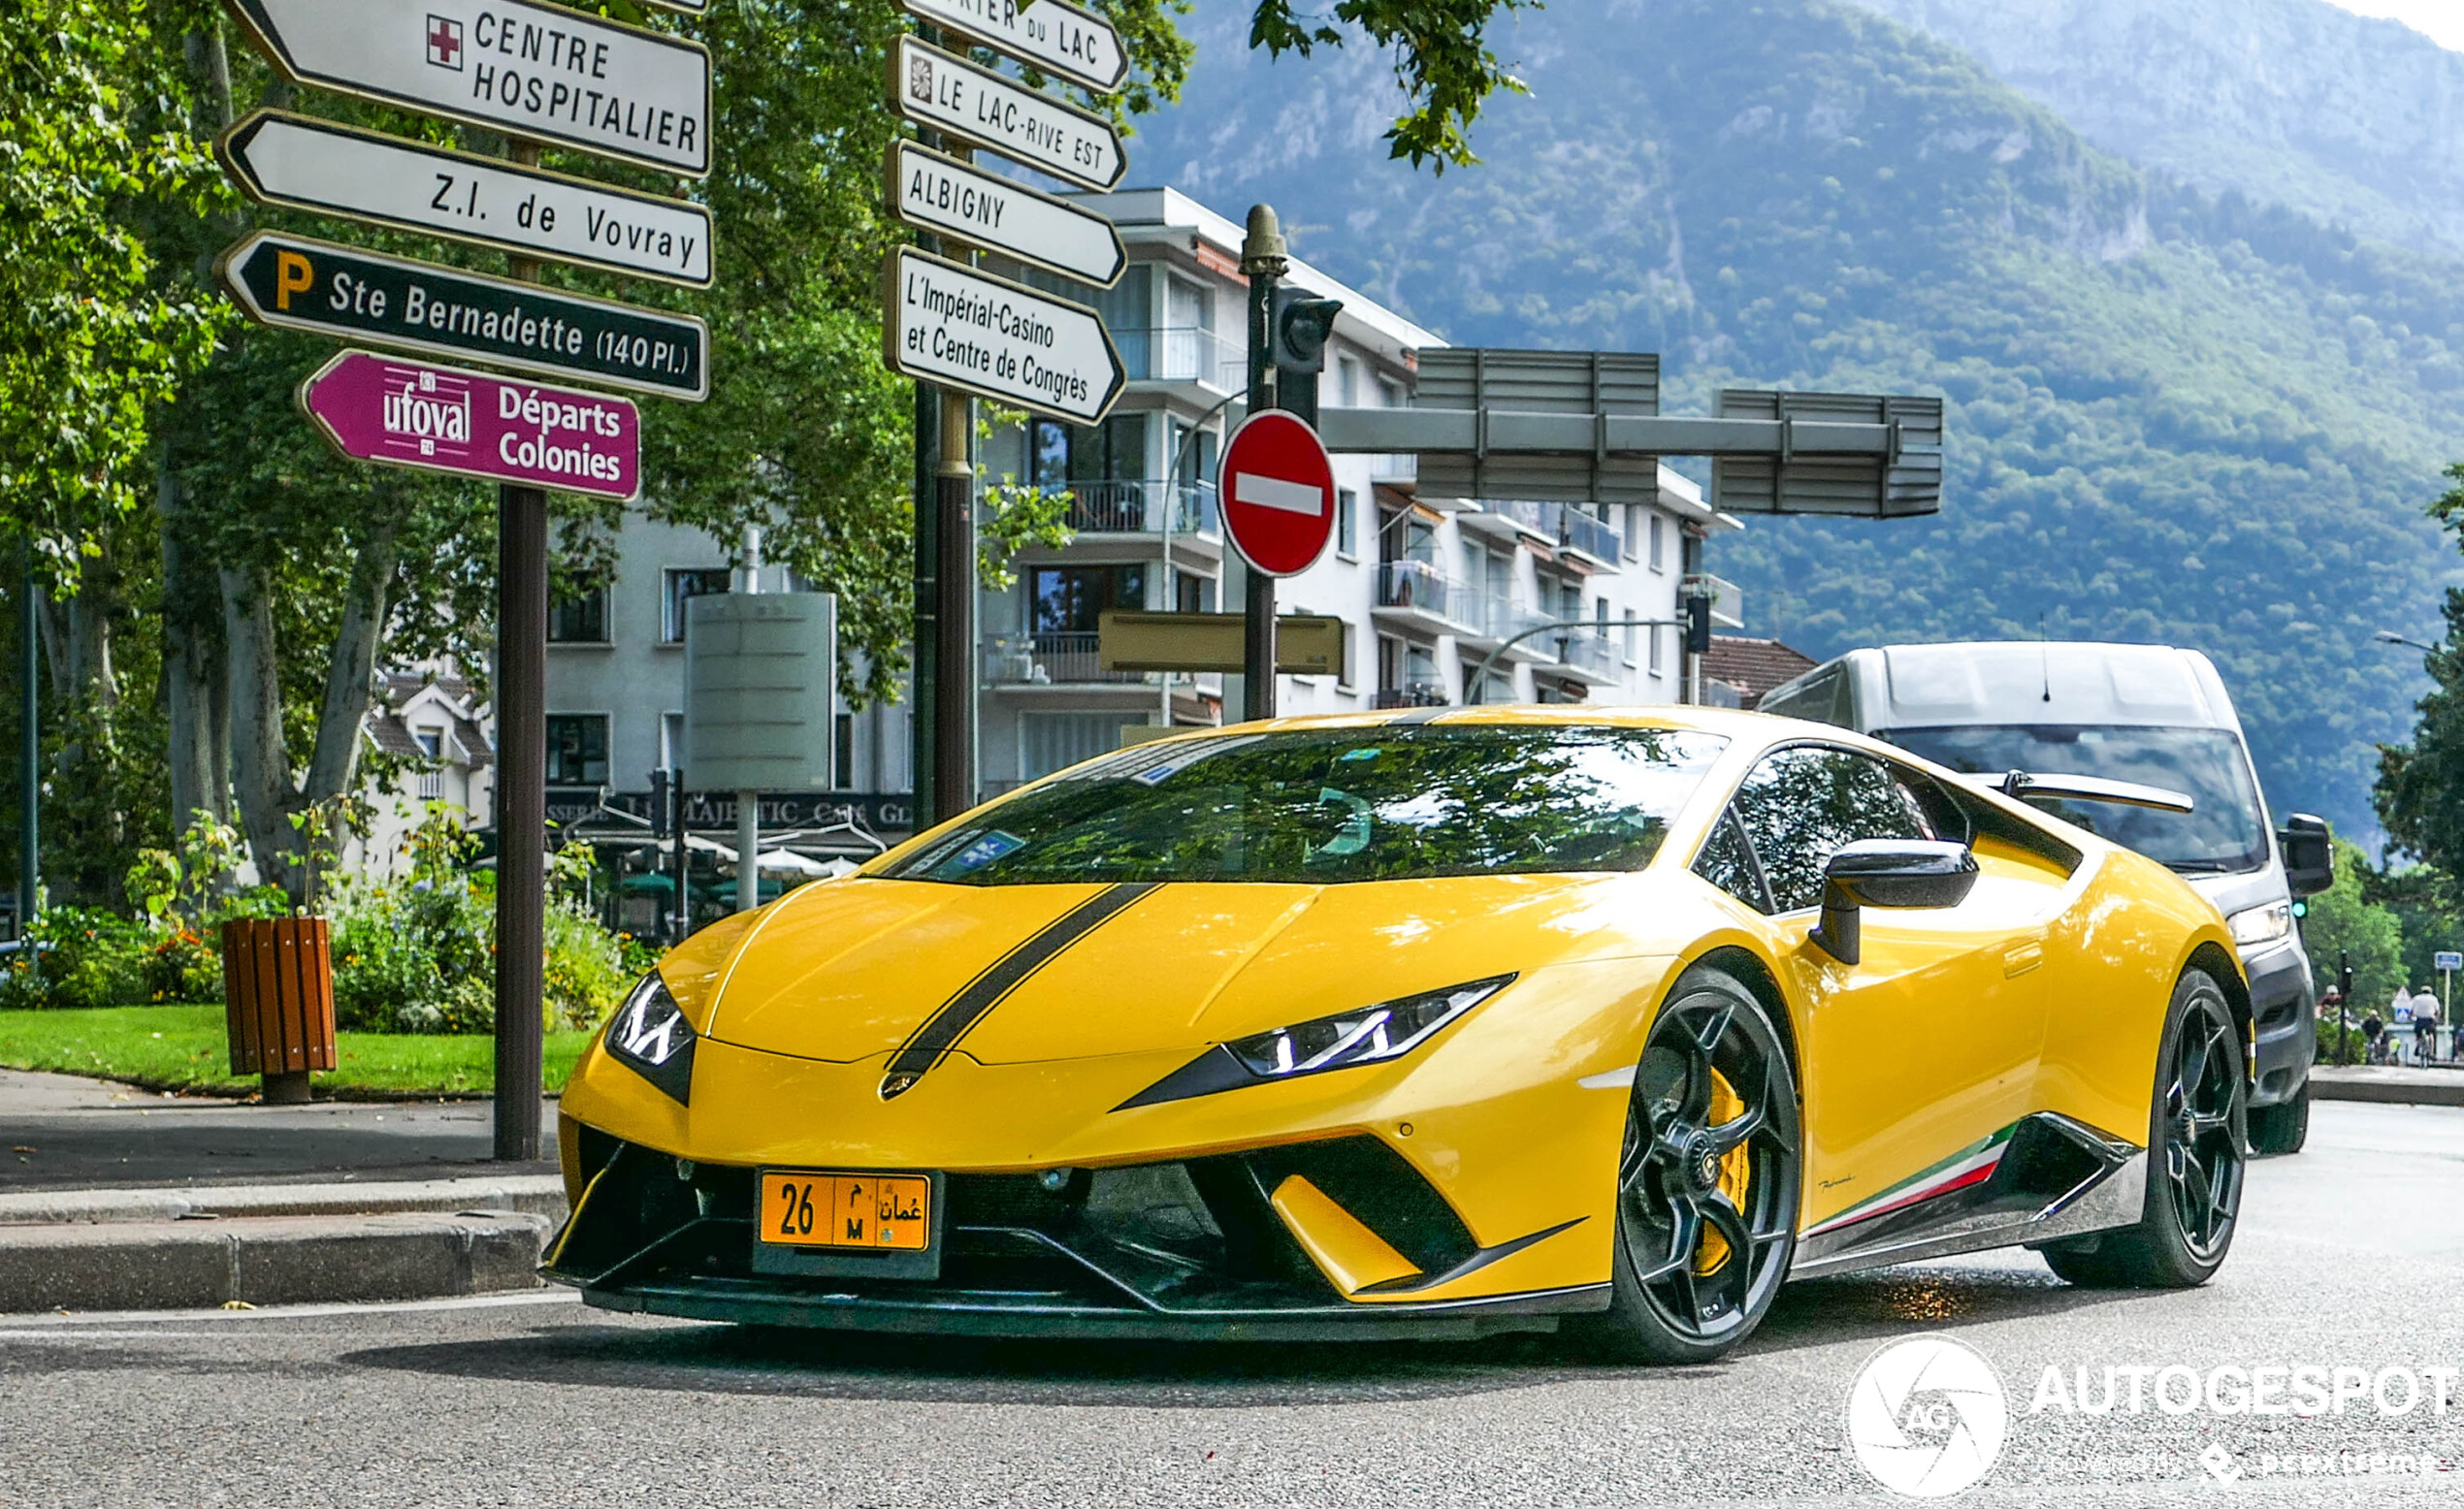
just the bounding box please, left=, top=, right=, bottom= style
left=1853, top=0, right=2464, bottom=255
left=1128, top=0, right=2464, bottom=842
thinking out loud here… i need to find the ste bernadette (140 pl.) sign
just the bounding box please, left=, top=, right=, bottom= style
left=218, top=230, right=709, bottom=401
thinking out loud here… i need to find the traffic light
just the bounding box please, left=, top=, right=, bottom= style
left=1684, top=594, right=1713, bottom=656
left=1272, top=290, right=1344, bottom=423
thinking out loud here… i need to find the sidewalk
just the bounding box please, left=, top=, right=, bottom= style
left=0, top=1069, right=567, bottom=1313
left=2309, top=1064, right=2464, bottom=1108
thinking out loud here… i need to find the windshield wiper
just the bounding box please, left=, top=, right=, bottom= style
left=1965, top=769, right=2195, bottom=814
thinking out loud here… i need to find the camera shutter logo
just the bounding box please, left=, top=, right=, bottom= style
left=1845, top=1335, right=2009, bottom=1497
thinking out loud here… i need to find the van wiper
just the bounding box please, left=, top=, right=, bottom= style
left=1963, top=769, right=2195, bottom=814
left=2165, top=859, right=2240, bottom=873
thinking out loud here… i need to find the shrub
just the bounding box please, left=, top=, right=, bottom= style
left=0, top=908, right=152, bottom=1010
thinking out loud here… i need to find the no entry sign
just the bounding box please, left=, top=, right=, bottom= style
left=296, top=349, right=640, bottom=500
left=1218, top=410, right=1337, bottom=577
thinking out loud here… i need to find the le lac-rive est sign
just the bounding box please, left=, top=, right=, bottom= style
left=297, top=350, right=640, bottom=501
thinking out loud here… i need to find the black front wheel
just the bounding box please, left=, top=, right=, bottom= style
left=2043, top=968, right=2245, bottom=1289
left=1582, top=966, right=1800, bottom=1364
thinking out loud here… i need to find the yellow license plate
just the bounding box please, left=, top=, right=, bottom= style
left=759, top=1171, right=932, bottom=1252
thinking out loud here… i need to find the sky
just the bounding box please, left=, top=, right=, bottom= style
left=2320, top=0, right=2464, bottom=50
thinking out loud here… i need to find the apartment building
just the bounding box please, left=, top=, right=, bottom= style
left=539, top=183, right=1747, bottom=866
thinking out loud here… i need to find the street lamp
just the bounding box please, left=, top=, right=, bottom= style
left=2375, top=630, right=2441, bottom=656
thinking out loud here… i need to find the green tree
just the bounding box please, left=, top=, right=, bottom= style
left=2298, top=837, right=2403, bottom=1058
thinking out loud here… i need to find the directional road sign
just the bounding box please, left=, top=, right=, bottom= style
left=297, top=350, right=640, bottom=500
left=883, top=247, right=1122, bottom=422
left=219, top=112, right=714, bottom=288
left=889, top=35, right=1124, bottom=191
left=219, top=231, right=709, bottom=401
left=1097, top=611, right=1346, bottom=676
left=222, top=0, right=711, bottom=177
left=1218, top=410, right=1337, bottom=577
left=897, top=0, right=1128, bottom=95
left=2439, top=950, right=2462, bottom=973
left=886, top=141, right=1123, bottom=287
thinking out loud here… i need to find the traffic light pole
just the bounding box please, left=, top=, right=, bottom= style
left=1239, top=206, right=1286, bottom=722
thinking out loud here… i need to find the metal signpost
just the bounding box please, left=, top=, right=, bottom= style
left=217, top=232, right=709, bottom=400
left=883, top=2, right=1128, bottom=828
left=220, top=112, right=714, bottom=287
left=295, top=350, right=641, bottom=501
left=2440, top=950, right=2461, bottom=1025
left=882, top=247, right=1124, bottom=422
left=211, top=0, right=719, bottom=1164
left=222, top=0, right=712, bottom=176
left=885, top=140, right=1125, bottom=286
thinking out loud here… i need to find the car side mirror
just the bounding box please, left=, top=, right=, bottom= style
left=1811, top=840, right=1980, bottom=966
left=2278, top=813, right=2333, bottom=899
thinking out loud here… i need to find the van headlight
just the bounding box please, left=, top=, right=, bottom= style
left=2228, top=902, right=2292, bottom=949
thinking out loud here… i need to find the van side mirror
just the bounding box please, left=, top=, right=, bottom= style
left=1811, top=840, right=1980, bottom=966
left=2279, top=813, right=2333, bottom=899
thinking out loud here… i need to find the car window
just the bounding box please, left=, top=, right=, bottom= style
left=881, top=724, right=1731, bottom=885
left=1731, top=746, right=1934, bottom=912
left=1693, top=809, right=1773, bottom=914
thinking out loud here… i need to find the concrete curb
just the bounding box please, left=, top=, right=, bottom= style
left=0, top=1175, right=567, bottom=1228
left=0, top=1209, right=557, bottom=1313
left=2309, top=1068, right=2464, bottom=1108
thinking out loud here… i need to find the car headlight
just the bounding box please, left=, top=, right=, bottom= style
left=2228, top=902, right=2293, bottom=950
left=1116, top=975, right=1516, bottom=1109
left=605, top=971, right=695, bottom=1105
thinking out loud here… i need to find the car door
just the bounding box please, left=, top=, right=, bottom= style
left=1705, top=744, right=2052, bottom=1234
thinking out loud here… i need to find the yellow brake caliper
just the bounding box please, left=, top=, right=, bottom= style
left=1694, top=1069, right=1754, bottom=1275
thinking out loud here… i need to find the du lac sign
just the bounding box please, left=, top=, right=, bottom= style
left=298, top=350, right=641, bottom=501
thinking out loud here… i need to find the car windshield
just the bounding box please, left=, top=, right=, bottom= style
left=1878, top=723, right=2268, bottom=874
left=882, top=724, right=1731, bottom=885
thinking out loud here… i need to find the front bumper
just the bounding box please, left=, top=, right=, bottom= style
left=2245, top=940, right=2314, bottom=1107
left=544, top=1125, right=1605, bottom=1341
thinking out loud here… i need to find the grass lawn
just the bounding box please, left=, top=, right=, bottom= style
left=0, top=1004, right=596, bottom=1098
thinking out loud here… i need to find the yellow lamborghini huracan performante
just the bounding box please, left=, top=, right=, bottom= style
left=547, top=707, right=2253, bottom=1361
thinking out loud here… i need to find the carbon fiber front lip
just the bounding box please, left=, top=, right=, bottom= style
left=566, top=1271, right=1609, bottom=1341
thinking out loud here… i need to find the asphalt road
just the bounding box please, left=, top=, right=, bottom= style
left=4, top=1102, right=2460, bottom=1507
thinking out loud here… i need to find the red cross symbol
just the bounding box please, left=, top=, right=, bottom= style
left=425, top=15, right=464, bottom=70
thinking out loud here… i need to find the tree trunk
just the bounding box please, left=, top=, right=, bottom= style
left=160, top=466, right=228, bottom=833
left=299, top=515, right=400, bottom=895
left=221, top=563, right=301, bottom=902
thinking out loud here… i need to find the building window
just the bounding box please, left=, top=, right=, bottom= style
left=661, top=711, right=685, bottom=771
left=1336, top=488, right=1358, bottom=560
left=1648, top=514, right=1666, bottom=573
left=546, top=714, right=609, bottom=787
left=1648, top=623, right=1666, bottom=678
left=662, top=567, right=730, bottom=643
left=1173, top=570, right=1215, bottom=613
left=835, top=712, right=856, bottom=790
left=1623, top=505, right=1641, bottom=562
left=1338, top=355, right=1361, bottom=407
left=548, top=587, right=609, bottom=644
left=1020, top=712, right=1119, bottom=782
left=1031, top=563, right=1148, bottom=634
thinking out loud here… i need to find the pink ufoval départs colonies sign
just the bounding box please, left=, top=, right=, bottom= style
left=297, top=349, right=640, bottom=500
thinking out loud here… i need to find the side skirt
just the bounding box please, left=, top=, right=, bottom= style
left=1788, top=1112, right=2144, bottom=1280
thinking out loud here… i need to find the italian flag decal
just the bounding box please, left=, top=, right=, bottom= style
left=1804, top=1124, right=2019, bottom=1237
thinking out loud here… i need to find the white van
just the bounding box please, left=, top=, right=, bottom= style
left=1759, top=641, right=2330, bottom=1153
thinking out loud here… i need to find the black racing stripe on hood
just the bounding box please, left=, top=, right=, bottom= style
left=877, top=883, right=1159, bottom=1100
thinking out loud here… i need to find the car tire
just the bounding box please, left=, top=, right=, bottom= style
left=2042, top=968, right=2245, bottom=1290
left=1581, top=964, right=1800, bottom=1365
left=2247, top=1081, right=2311, bottom=1157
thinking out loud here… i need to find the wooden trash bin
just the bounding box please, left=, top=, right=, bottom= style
left=221, top=917, right=337, bottom=1105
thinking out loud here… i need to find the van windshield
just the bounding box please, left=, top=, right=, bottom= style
left=1878, top=724, right=2268, bottom=875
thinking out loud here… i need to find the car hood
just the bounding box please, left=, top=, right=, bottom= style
left=699, top=872, right=1653, bottom=1066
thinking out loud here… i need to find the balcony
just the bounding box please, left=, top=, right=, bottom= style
left=1556, top=506, right=1622, bottom=569
left=981, top=631, right=1146, bottom=688
left=1373, top=559, right=1475, bottom=634
left=1056, top=480, right=1221, bottom=540
left=1374, top=683, right=1448, bottom=710
left=1457, top=499, right=1622, bottom=569
left=1111, top=326, right=1245, bottom=389
left=1466, top=593, right=1559, bottom=659
left=1683, top=572, right=1745, bottom=628
left=1552, top=627, right=1626, bottom=685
